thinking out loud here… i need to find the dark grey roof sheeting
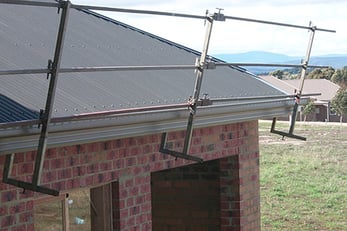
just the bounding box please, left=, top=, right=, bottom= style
left=0, top=2, right=284, bottom=123
left=0, top=94, right=39, bottom=122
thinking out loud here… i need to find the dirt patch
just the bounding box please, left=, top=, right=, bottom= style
left=260, top=135, right=305, bottom=145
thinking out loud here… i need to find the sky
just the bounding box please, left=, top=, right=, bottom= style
left=71, top=0, right=346, bottom=57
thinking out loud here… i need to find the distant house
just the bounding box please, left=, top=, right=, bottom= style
left=260, top=76, right=345, bottom=122
left=0, top=1, right=295, bottom=231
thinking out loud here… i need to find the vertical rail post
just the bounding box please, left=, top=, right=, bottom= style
left=182, top=12, right=222, bottom=154
left=271, top=23, right=316, bottom=140
left=288, top=24, right=316, bottom=134
left=160, top=11, right=224, bottom=161
left=32, top=0, right=71, bottom=187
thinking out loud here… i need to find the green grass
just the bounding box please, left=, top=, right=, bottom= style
left=259, top=120, right=347, bottom=231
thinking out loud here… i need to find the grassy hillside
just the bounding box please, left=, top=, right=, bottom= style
left=259, top=120, right=347, bottom=230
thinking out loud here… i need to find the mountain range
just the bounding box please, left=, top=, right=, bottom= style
left=214, top=51, right=347, bottom=74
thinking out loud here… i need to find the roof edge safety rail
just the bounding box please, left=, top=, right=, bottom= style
left=270, top=22, right=317, bottom=141
left=0, top=63, right=333, bottom=76
left=2, top=0, right=71, bottom=196
left=0, top=1, right=336, bottom=195
left=159, top=10, right=224, bottom=162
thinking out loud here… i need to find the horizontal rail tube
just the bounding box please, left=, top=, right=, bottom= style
left=211, top=93, right=321, bottom=102
left=72, top=4, right=206, bottom=20
left=215, top=63, right=331, bottom=68
left=59, top=65, right=197, bottom=73
left=0, top=95, right=318, bottom=129
left=0, top=0, right=335, bottom=33
left=53, top=103, right=190, bottom=122
left=224, top=15, right=336, bottom=33
left=0, top=0, right=58, bottom=7
left=0, top=69, right=50, bottom=75
left=0, top=63, right=332, bottom=76
left=0, top=65, right=197, bottom=76
left=0, top=1, right=204, bottom=19
left=0, top=103, right=189, bottom=129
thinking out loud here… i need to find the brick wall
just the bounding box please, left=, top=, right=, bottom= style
left=0, top=120, right=260, bottom=231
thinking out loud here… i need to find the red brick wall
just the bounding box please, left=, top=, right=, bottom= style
left=219, top=155, right=260, bottom=230
left=0, top=120, right=260, bottom=231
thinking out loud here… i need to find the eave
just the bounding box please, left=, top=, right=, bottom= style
left=0, top=99, right=294, bottom=155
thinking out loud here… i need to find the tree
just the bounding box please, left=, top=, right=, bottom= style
left=331, top=87, right=347, bottom=123
left=269, top=69, right=298, bottom=80
left=331, top=66, right=347, bottom=87
left=306, top=67, right=335, bottom=80
left=270, top=70, right=285, bottom=79
left=302, top=99, right=315, bottom=121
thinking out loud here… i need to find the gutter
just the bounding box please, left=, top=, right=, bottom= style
left=0, top=98, right=295, bottom=155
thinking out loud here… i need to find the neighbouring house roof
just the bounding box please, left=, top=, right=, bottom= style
left=260, top=76, right=340, bottom=102
left=0, top=1, right=294, bottom=154
left=258, top=76, right=296, bottom=95
left=285, top=79, right=340, bottom=102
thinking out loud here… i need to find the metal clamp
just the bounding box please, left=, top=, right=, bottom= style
left=197, top=94, right=212, bottom=106
left=213, top=8, right=225, bottom=21
left=204, top=61, right=216, bottom=69
left=47, top=59, right=53, bottom=79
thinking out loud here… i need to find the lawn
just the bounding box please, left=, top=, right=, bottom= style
left=259, top=120, right=347, bottom=231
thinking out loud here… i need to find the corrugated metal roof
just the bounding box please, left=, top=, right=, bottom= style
left=0, top=94, right=39, bottom=122
left=0, top=2, right=284, bottom=123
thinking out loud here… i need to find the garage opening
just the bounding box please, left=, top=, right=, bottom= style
left=151, top=160, right=220, bottom=231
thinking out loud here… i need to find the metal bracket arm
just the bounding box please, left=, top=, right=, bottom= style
left=270, top=117, right=306, bottom=141
left=2, top=154, right=60, bottom=196
left=159, top=133, right=203, bottom=163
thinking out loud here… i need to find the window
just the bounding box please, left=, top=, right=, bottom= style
left=34, top=185, right=111, bottom=231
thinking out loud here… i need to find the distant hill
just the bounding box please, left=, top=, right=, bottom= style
left=214, top=51, right=347, bottom=74
left=215, top=51, right=299, bottom=63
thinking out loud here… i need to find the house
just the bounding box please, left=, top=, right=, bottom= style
left=260, top=75, right=345, bottom=122
left=0, top=1, right=296, bottom=231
